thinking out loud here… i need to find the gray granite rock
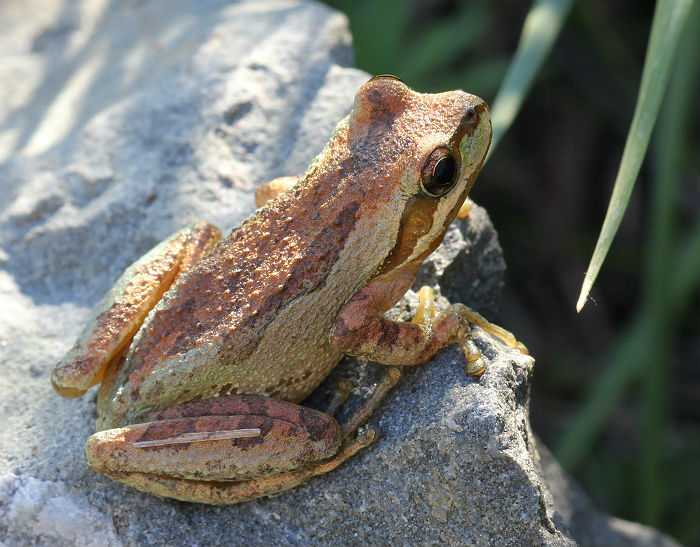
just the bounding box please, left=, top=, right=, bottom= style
left=0, top=1, right=681, bottom=546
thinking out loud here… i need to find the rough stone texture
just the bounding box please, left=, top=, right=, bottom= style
left=0, top=1, right=680, bottom=546
left=413, top=207, right=505, bottom=321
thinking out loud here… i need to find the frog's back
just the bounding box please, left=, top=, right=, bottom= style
left=100, top=143, right=405, bottom=427
left=111, top=184, right=362, bottom=404
left=141, top=180, right=363, bottom=370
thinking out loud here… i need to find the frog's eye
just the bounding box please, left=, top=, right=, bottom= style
left=420, top=147, right=458, bottom=198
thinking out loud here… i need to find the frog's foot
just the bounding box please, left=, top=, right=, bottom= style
left=452, top=302, right=529, bottom=355
left=412, top=286, right=526, bottom=376
left=85, top=394, right=376, bottom=505
left=457, top=197, right=474, bottom=218
left=254, top=175, right=300, bottom=207
left=51, top=222, right=221, bottom=399
left=412, top=286, right=484, bottom=376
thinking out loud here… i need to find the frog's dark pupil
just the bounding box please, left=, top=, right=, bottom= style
left=421, top=147, right=458, bottom=197
left=433, top=157, right=455, bottom=186
left=424, top=156, right=457, bottom=197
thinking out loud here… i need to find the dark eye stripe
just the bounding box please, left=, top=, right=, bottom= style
left=378, top=197, right=438, bottom=275
left=420, top=147, right=458, bottom=198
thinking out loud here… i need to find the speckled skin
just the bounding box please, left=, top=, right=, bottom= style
left=51, top=76, right=493, bottom=503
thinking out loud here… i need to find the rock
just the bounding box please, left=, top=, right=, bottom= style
left=0, top=473, right=120, bottom=547
left=0, top=1, right=680, bottom=546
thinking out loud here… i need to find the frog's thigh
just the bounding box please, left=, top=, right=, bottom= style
left=85, top=395, right=372, bottom=504
left=101, top=431, right=374, bottom=505
left=254, top=175, right=300, bottom=207
left=51, top=222, right=221, bottom=398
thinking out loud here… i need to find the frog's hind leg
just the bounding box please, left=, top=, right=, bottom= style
left=339, top=367, right=403, bottom=438
left=51, top=222, right=221, bottom=398
left=97, top=426, right=377, bottom=505
left=84, top=394, right=376, bottom=504
left=86, top=368, right=404, bottom=504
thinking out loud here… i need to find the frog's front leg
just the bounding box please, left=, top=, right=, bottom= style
left=85, top=394, right=378, bottom=504
left=331, top=264, right=527, bottom=376
left=51, top=222, right=221, bottom=398
left=331, top=264, right=465, bottom=366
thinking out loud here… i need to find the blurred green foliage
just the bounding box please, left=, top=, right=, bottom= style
left=324, top=0, right=700, bottom=544
left=576, top=0, right=696, bottom=312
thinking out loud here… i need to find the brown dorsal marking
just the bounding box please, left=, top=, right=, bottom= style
left=229, top=199, right=361, bottom=339
left=127, top=175, right=364, bottom=376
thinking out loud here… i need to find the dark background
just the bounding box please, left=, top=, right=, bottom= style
left=324, top=0, right=700, bottom=544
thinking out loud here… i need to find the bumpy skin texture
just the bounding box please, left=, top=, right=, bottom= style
left=95, top=77, right=491, bottom=429
left=51, top=76, right=493, bottom=503
left=50, top=222, right=221, bottom=399
left=86, top=396, right=342, bottom=481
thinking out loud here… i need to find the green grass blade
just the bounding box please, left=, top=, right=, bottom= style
left=398, top=4, right=489, bottom=87
left=575, top=0, right=695, bottom=312
left=488, top=0, right=573, bottom=154
left=557, top=219, right=700, bottom=470
left=669, top=221, right=700, bottom=305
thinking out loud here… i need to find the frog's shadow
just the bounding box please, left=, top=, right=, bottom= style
left=305, top=339, right=495, bottom=439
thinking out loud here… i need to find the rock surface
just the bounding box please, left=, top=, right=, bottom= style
left=0, top=1, right=680, bottom=546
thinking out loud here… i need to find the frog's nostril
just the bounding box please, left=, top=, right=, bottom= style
left=464, top=107, right=479, bottom=127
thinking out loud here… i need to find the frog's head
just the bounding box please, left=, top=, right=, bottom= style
left=347, top=75, right=492, bottom=274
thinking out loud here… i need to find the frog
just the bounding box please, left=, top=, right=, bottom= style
left=51, top=75, right=526, bottom=505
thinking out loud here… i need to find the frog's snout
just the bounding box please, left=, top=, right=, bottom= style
left=456, top=95, right=492, bottom=170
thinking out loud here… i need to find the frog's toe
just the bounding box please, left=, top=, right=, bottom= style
left=454, top=303, right=528, bottom=354
left=353, top=424, right=379, bottom=447
left=411, top=286, right=437, bottom=326
left=254, top=176, right=300, bottom=207
left=457, top=197, right=474, bottom=218
left=460, top=337, right=486, bottom=377
left=466, top=354, right=486, bottom=377
left=514, top=340, right=529, bottom=355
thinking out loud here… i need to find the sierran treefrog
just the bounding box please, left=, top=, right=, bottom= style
left=51, top=76, right=525, bottom=504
